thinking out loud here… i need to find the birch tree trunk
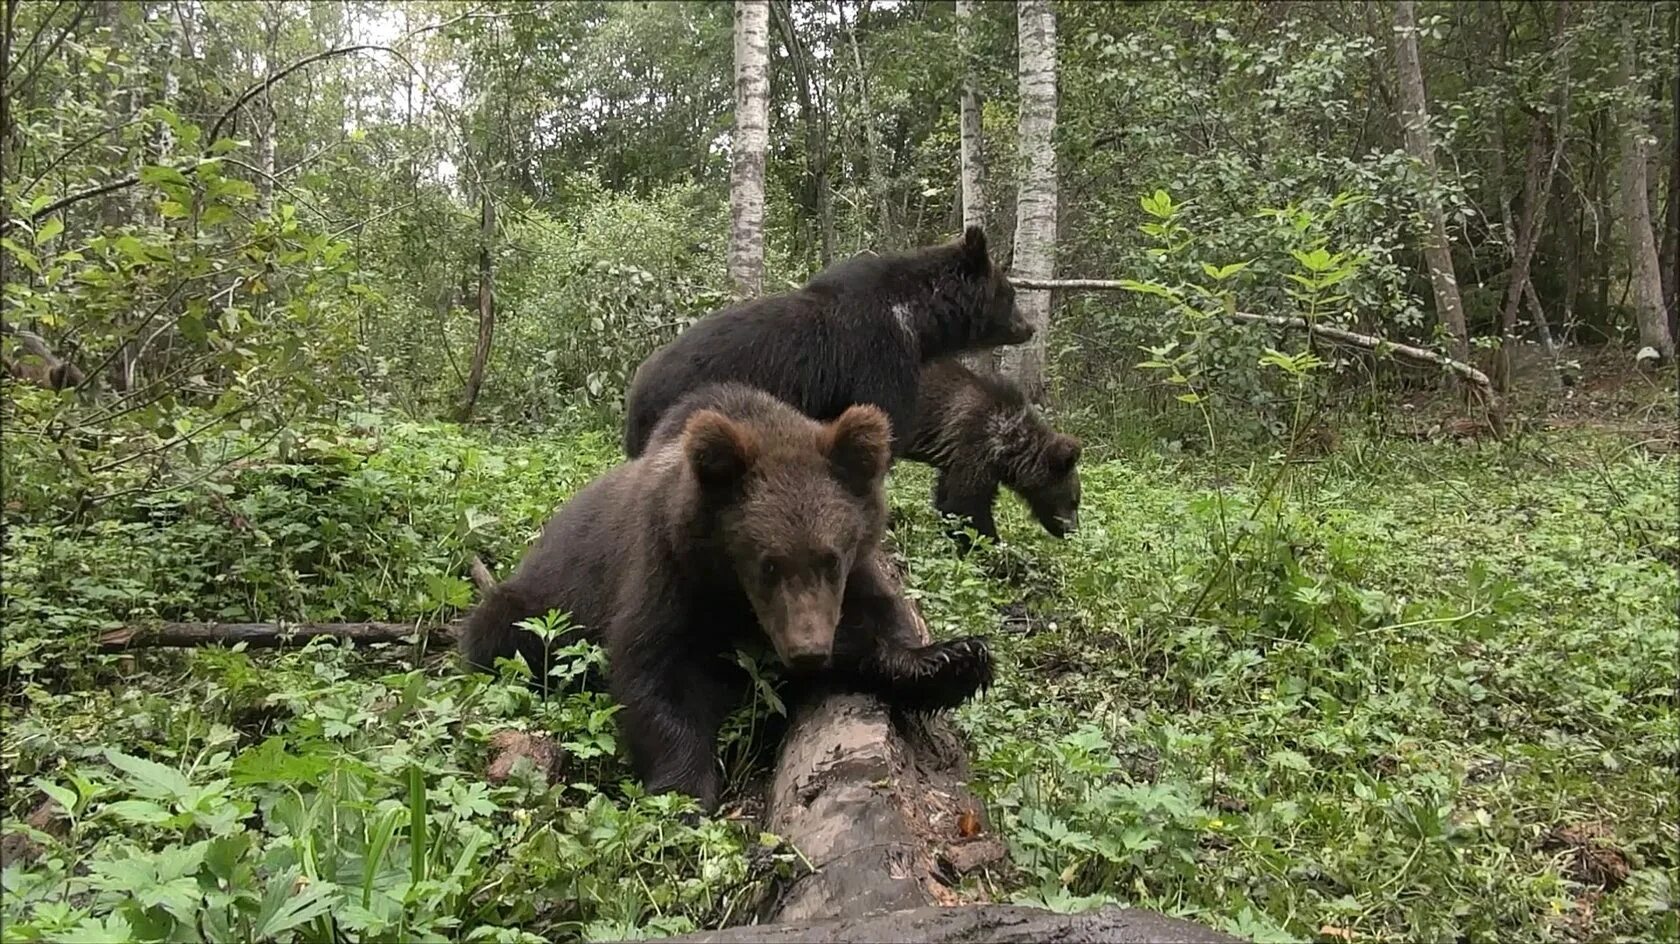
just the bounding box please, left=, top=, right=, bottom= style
left=456, top=191, right=495, bottom=420
left=728, top=0, right=770, bottom=299
left=1392, top=0, right=1471, bottom=371
left=957, top=0, right=987, bottom=235
left=957, top=0, right=993, bottom=373
left=1617, top=33, right=1676, bottom=361
left=998, top=0, right=1056, bottom=401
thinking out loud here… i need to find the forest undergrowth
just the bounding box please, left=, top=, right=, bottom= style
left=2, top=394, right=1676, bottom=944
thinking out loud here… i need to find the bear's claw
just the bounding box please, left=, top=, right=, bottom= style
left=876, top=635, right=993, bottom=712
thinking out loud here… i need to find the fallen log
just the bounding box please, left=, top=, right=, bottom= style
left=636, top=903, right=1242, bottom=944
left=730, top=554, right=1236, bottom=943
left=98, top=557, right=494, bottom=650
left=97, top=621, right=457, bottom=650
left=751, top=551, right=986, bottom=923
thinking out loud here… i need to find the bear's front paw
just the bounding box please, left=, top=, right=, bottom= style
left=886, top=636, right=993, bottom=712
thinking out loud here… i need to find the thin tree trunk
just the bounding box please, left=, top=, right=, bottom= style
left=843, top=2, right=891, bottom=245
left=1493, top=115, right=1549, bottom=391
left=728, top=0, right=769, bottom=298
left=97, top=0, right=134, bottom=233
left=998, top=0, right=1057, bottom=402
left=1591, top=113, right=1613, bottom=338
left=1618, top=34, right=1676, bottom=360
left=1392, top=0, right=1471, bottom=373
left=456, top=192, right=495, bottom=420
left=957, top=0, right=988, bottom=235
left=771, top=0, right=832, bottom=269
left=1494, top=1, right=1571, bottom=390
left=1525, top=280, right=1557, bottom=355
left=1662, top=10, right=1679, bottom=335
left=957, top=0, right=993, bottom=373
left=1558, top=164, right=1583, bottom=344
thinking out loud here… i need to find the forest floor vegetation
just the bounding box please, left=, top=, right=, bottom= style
left=2, top=375, right=1676, bottom=943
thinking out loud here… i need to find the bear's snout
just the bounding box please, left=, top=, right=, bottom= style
left=763, top=589, right=841, bottom=672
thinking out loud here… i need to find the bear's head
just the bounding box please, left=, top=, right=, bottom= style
left=1016, top=432, right=1082, bottom=538
left=682, top=403, right=893, bottom=670
left=954, top=226, right=1034, bottom=349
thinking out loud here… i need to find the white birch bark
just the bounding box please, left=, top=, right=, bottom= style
left=728, top=0, right=770, bottom=299
left=957, top=0, right=987, bottom=234
left=957, top=0, right=993, bottom=372
left=998, top=0, right=1056, bottom=400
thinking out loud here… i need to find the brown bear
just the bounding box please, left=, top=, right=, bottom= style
left=458, top=383, right=992, bottom=811
left=622, top=227, right=1031, bottom=459
left=905, top=357, right=1083, bottom=550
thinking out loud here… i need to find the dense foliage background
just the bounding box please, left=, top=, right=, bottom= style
left=2, top=2, right=1676, bottom=942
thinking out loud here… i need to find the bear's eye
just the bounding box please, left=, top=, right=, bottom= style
left=819, top=551, right=842, bottom=578
left=760, top=558, right=780, bottom=583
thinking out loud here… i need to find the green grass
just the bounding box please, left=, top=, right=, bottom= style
left=2, top=415, right=1676, bottom=943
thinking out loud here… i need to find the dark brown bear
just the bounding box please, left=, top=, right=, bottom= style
left=622, top=227, right=1031, bottom=459
left=459, top=383, right=992, bottom=811
left=905, top=358, right=1083, bottom=549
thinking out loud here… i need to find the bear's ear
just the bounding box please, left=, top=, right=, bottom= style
left=684, top=410, right=759, bottom=493
left=1047, top=435, right=1082, bottom=476
left=824, top=405, right=892, bottom=495
left=959, top=225, right=992, bottom=275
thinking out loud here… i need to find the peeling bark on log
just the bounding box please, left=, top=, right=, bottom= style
left=97, top=621, right=456, bottom=650
left=636, top=903, right=1242, bottom=944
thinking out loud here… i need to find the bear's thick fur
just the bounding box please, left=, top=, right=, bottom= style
left=622, top=227, right=1031, bottom=459
left=459, top=383, right=992, bottom=810
left=905, top=358, right=1082, bottom=548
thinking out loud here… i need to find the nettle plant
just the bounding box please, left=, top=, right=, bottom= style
left=1122, top=189, right=1371, bottom=449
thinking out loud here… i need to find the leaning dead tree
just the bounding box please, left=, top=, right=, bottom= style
left=1007, top=275, right=1506, bottom=435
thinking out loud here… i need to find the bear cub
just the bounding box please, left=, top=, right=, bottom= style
left=622, top=226, right=1031, bottom=459
left=459, top=383, right=992, bottom=811
left=905, top=357, right=1083, bottom=549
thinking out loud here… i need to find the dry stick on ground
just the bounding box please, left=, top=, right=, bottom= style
left=97, top=621, right=458, bottom=651
left=1008, top=276, right=1507, bottom=435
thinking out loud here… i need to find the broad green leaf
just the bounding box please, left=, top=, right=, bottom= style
left=33, top=217, right=64, bottom=246
left=254, top=874, right=340, bottom=938
left=99, top=799, right=173, bottom=825
left=138, top=165, right=192, bottom=188
left=105, top=750, right=193, bottom=800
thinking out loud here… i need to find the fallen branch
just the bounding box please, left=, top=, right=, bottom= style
left=1010, top=275, right=1508, bottom=436
left=97, top=621, right=457, bottom=651
left=634, top=903, right=1240, bottom=944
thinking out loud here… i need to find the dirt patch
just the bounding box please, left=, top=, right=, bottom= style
left=1542, top=821, right=1632, bottom=891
